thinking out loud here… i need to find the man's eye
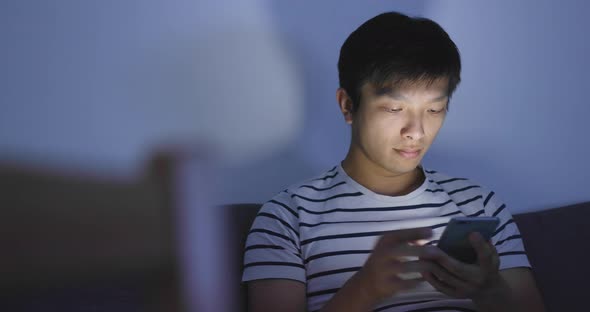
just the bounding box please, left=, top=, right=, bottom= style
left=428, top=108, right=444, bottom=114
left=388, top=108, right=403, bottom=113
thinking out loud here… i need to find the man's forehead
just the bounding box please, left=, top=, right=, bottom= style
left=367, top=78, right=450, bottom=100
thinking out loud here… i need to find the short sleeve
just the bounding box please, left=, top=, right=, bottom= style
left=241, top=194, right=306, bottom=283
left=482, top=190, right=531, bottom=270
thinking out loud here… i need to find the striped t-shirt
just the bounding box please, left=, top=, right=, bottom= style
left=242, top=165, right=530, bottom=312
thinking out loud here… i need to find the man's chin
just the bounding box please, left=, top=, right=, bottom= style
left=383, top=164, right=420, bottom=176
left=391, top=158, right=422, bottom=171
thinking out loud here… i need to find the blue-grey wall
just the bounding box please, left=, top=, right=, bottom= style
left=422, top=0, right=590, bottom=212
left=1, top=0, right=588, bottom=213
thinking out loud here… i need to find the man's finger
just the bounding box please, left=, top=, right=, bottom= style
left=390, top=244, right=438, bottom=259
left=434, top=247, right=478, bottom=278
left=422, top=271, right=460, bottom=298
left=469, top=232, right=496, bottom=269
left=378, top=227, right=433, bottom=248
left=390, top=275, right=425, bottom=290
left=427, top=261, right=471, bottom=290
left=395, top=259, right=434, bottom=276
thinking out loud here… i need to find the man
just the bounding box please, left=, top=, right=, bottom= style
left=242, top=11, right=545, bottom=312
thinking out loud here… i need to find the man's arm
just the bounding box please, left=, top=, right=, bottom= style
left=465, top=267, right=545, bottom=312
left=499, top=267, right=545, bottom=312
left=247, top=274, right=377, bottom=312
left=422, top=233, right=546, bottom=312
left=248, top=279, right=307, bottom=312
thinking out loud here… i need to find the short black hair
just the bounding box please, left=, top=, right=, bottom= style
left=338, top=11, right=461, bottom=111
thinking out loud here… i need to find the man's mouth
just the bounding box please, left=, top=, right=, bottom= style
left=394, top=148, right=422, bottom=159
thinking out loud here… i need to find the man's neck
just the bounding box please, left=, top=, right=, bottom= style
left=341, top=154, right=425, bottom=197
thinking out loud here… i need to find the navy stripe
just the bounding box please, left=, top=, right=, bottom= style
left=467, top=209, right=485, bottom=217
left=448, top=185, right=481, bottom=195
left=299, top=217, right=454, bottom=229
left=328, top=166, right=337, bottom=172
left=307, top=287, right=339, bottom=298
left=299, top=181, right=346, bottom=191
left=300, top=219, right=391, bottom=228
left=298, top=199, right=454, bottom=215
left=300, top=218, right=444, bottom=228
left=493, top=219, right=515, bottom=237
left=312, top=171, right=339, bottom=181
left=498, top=251, right=526, bottom=257
left=495, top=234, right=522, bottom=246
left=435, top=177, right=468, bottom=185
left=268, top=199, right=298, bottom=218
left=307, top=266, right=361, bottom=280
left=483, top=191, right=495, bottom=207
left=257, top=212, right=299, bottom=236
left=426, top=188, right=445, bottom=193
left=441, top=210, right=462, bottom=217
left=492, top=204, right=506, bottom=217
left=300, top=220, right=350, bottom=228
left=244, top=244, right=285, bottom=252
left=243, top=261, right=304, bottom=269
left=299, top=217, right=450, bottom=229
left=456, top=195, right=482, bottom=206
left=248, top=229, right=298, bottom=249
left=291, top=192, right=363, bottom=203
left=375, top=300, right=440, bottom=312
left=304, top=250, right=371, bottom=264
left=425, top=170, right=437, bottom=174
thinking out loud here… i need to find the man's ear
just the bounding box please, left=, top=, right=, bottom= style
left=336, top=88, right=354, bottom=125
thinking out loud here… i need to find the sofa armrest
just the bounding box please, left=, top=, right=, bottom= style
left=514, top=201, right=590, bottom=312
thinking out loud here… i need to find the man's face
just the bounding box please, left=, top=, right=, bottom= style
left=349, top=78, right=449, bottom=177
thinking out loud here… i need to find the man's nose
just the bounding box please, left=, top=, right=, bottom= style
left=401, top=117, right=425, bottom=141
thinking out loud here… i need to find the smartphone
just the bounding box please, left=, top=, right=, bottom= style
left=437, top=217, right=499, bottom=264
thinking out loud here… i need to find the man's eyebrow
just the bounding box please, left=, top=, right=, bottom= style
left=374, top=87, right=448, bottom=103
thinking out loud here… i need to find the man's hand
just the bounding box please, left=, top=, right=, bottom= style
left=420, top=232, right=533, bottom=312
left=420, top=232, right=505, bottom=300
left=321, top=227, right=436, bottom=311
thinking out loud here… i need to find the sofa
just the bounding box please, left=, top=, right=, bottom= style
left=228, top=201, right=590, bottom=312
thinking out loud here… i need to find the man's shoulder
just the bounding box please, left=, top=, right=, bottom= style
left=281, top=165, right=344, bottom=194
left=423, top=167, right=506, bottom=216
left=262, top=166, right=346, bottom=210
left=424, top=168, right=493, bottom=196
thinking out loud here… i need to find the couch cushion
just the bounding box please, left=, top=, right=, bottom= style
left=514, top=201, right=590, bottom=312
